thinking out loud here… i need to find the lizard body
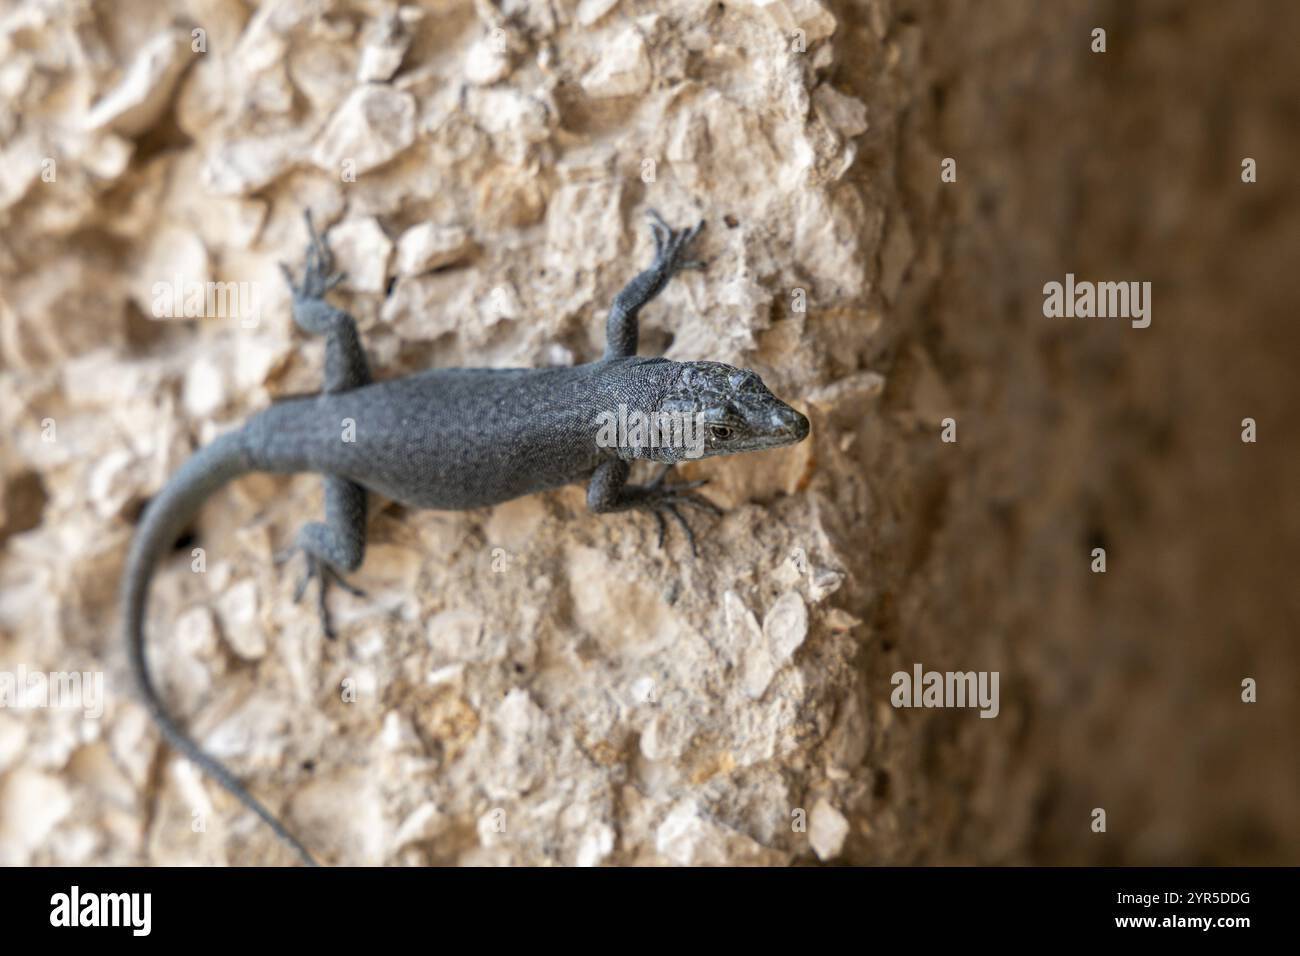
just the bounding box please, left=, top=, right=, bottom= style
left=121, top=211, right=809, bottom=865
left=246, top=357, right=674, bottom=509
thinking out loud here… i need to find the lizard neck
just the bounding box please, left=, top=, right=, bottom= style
left=589, top=356, right=680, bottom=413
left=587, top=357, right=697, bottom=463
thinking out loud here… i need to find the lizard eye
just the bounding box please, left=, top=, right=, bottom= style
left=710, top=424, right=733, bottom=440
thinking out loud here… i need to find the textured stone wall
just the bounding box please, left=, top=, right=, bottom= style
left=0, top=0, right=1296, bottom=865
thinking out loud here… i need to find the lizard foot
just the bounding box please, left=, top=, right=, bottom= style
left=638, top=464, right=722, bottom=558
left=279, top=210, right=347, bottom=302
left=277, top=548, right=366, bottom=640
left=646, top=209, right=707, bottom=277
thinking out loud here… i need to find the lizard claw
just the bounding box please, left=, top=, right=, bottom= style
left=652, top=509, right=668, bottom=549
left=640, top=465, right=721, bottom=557
left=647, top=209, right=672, bottom=256
left=285, top=549, right=365, bottom=640
left=647, top=501, right=705, bottom=557
left=645, top=210, right=707, bottom=280
left=663, top=503, right=697, bottom=557
left=283, top=210, right=345, bottom=301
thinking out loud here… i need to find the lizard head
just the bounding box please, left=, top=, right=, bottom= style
left=644, top=360, right=809, bottom=463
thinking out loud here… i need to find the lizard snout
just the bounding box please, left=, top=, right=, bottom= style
left=771, top=405, right=810, bottom=442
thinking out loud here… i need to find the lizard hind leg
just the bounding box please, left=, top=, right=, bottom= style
left=285, top=476, right=368, bottom=640
left=280, top=210, right=373, bottom=394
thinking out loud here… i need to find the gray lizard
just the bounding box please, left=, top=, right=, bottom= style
left=121, top=210, right=810, bottom=865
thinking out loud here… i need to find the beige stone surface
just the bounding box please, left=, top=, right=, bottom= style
left=0, top=0, right=1297, bottom=866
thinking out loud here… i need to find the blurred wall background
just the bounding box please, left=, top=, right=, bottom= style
left=849, top=0, right=1300, bottom=863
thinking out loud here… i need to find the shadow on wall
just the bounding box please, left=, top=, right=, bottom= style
left=838, top=0, right=1300, bottom=863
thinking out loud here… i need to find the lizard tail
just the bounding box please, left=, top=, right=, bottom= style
left=122, top=429, right=318, bottom=866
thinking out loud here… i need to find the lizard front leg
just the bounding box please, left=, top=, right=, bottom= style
left=278, top=211, right=372, bottom=636
left=603, top=210, right=706, bottom=360
left=587, top=459, right=721, bottom=557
